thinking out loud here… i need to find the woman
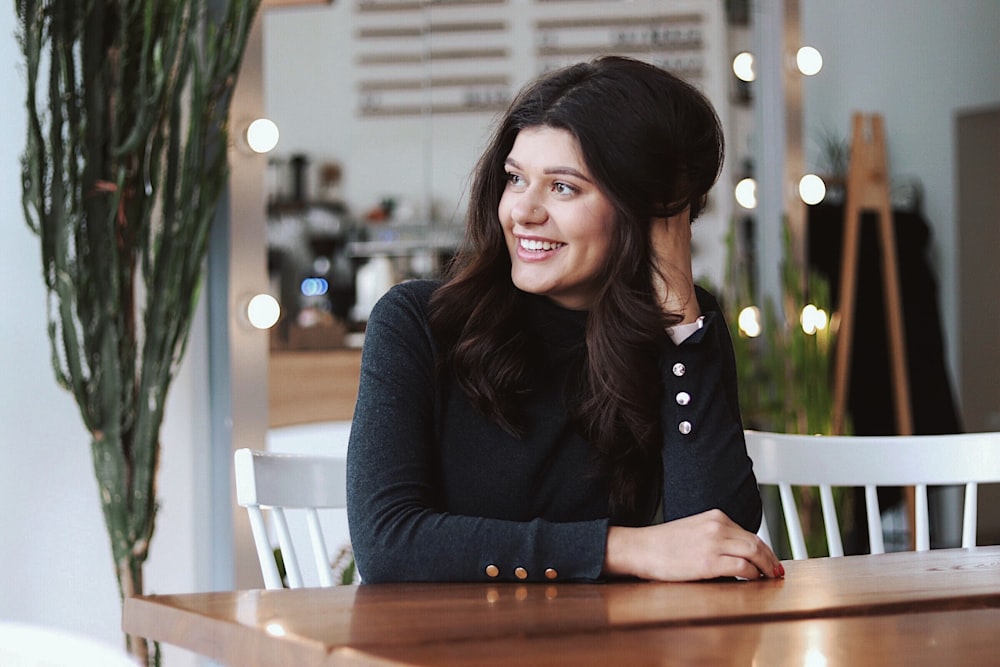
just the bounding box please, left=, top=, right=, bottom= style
left=346, top=56, right=781, bottom=583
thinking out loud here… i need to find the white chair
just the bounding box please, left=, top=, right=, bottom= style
left=745, top=430, right=1000, bottom=559
left=234, top=448, right=349, bottom=589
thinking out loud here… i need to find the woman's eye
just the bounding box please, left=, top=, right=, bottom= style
left=505, top=172, right=524, bottom=187
left=553, top=182, right=577, bottom=195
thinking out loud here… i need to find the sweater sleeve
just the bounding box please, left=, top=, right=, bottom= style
left=346, top=282, right=609, bottom=583
left=658, top=287, right=763, bottom=532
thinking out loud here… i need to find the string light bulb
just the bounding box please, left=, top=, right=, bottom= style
left=796, top=46, right=823, bottom=76
left=245, top=293, right=280, bottom=330
left=735, top=178, right=758, bottom=209
left=245, top=118, right=280, bottom=154
left=799, top=174, right=827, bottom=205
left=738, top=306, right=762, bottom=338
left=732, top=52, right=756, bottom=82
left=800, top=304, right=828, bottom=335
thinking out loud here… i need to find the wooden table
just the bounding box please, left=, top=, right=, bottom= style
left=123, top=547, right=1000, bottom=666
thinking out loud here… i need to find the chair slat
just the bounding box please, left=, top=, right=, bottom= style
left=272, top=507, right=305, bottom=588
left=247, top=506, right=284, bottom=589
left=306, top=509, right=334, bottom=587
left=819, top=485, right=843, bottom=557
left=962, top=483, right=978, bottom=548
left=778, top=483, right=808, bottom=560
left=864, top=485, right=885, bottom=554
left=915, top=484, right=929, bottom=551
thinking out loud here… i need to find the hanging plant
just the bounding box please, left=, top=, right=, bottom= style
left=17, top=1, right=261, bottom=663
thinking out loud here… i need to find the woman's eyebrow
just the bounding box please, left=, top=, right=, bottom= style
left=504, top=158, right=593, bottom=183
left=545, top=166, right=592, bottom=183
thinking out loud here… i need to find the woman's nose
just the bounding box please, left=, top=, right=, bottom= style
left=512, top=196, right=546, bottom=225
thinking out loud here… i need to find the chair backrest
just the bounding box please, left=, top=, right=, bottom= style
left=234, top=448, right=348, bottom=589
left=745, top=430, right=1000, bottom=559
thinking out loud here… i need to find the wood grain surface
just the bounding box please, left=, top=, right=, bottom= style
left=124, top=547, right=1000, bottom=666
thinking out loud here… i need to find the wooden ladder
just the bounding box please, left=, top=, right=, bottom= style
left=831, top=112, right=915, bottom=549
left=831, top=112, right=913, bottom=438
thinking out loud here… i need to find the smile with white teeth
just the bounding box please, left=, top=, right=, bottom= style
left=520, top=238, right=565, bottom=251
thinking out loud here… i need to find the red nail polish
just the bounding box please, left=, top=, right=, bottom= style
left=774, top=564, right=785, bottom=578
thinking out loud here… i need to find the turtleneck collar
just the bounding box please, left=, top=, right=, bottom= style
left=518, top=290, right=589, bottom=348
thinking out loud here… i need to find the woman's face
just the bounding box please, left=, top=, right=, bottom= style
left=498, top=126, right=616, bottom=310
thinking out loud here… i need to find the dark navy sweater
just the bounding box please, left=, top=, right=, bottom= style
left=346, top=280, right=761, bottom=583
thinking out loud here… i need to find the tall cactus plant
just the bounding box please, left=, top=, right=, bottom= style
left=16, top=1, right=261, bottom=663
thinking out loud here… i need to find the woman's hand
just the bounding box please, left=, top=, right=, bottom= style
left=650, top=208, right=701, bottom=324
left=603, top=509, right=784, bottom=581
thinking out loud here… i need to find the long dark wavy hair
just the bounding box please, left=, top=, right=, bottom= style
left=428, top=56, right=724, bottom=514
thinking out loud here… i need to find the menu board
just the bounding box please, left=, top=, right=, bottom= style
left=355, top=0, right=711, bottom=117
left=534, top=13, right=704, bottom=77
left=355, top=0, right=512, bottom=116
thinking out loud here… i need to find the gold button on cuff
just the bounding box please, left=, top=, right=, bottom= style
left=485, top=564, right=499, bottom=578
left=544, top=568, right=558, bottom=580
left=514, top=567, right=528, bottom=580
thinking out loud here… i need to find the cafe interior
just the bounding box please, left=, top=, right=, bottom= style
left=2, top=0, right=999, bottom=665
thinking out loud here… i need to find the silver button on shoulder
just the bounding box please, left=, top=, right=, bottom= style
left=672, top=362, right=686, bottom=377
left=675, top=391, right=691, bottom=406
left=678, top=420, right=692, bottom=435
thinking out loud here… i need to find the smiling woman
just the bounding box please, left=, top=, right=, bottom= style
left=346, top=56, right=780, bottom=586
left=499, top=126, right=616, bottom=310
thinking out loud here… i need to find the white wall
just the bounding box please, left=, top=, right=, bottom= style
left=0, top=6, right=210, bottom=666
left=800, top=0, right=1000, bottom=395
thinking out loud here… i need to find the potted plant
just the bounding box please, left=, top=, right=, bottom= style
left=17, top=1, right=261, bottom=663
left=722, top=222, right=853, bottom=557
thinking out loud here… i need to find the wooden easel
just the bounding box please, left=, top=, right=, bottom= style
left=831, top=113, right=915, bottom=548
left=831, top=112, right=913, bottom=438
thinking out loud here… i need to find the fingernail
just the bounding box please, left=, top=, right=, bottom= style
left=773, top=564, right=785, bottom=578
